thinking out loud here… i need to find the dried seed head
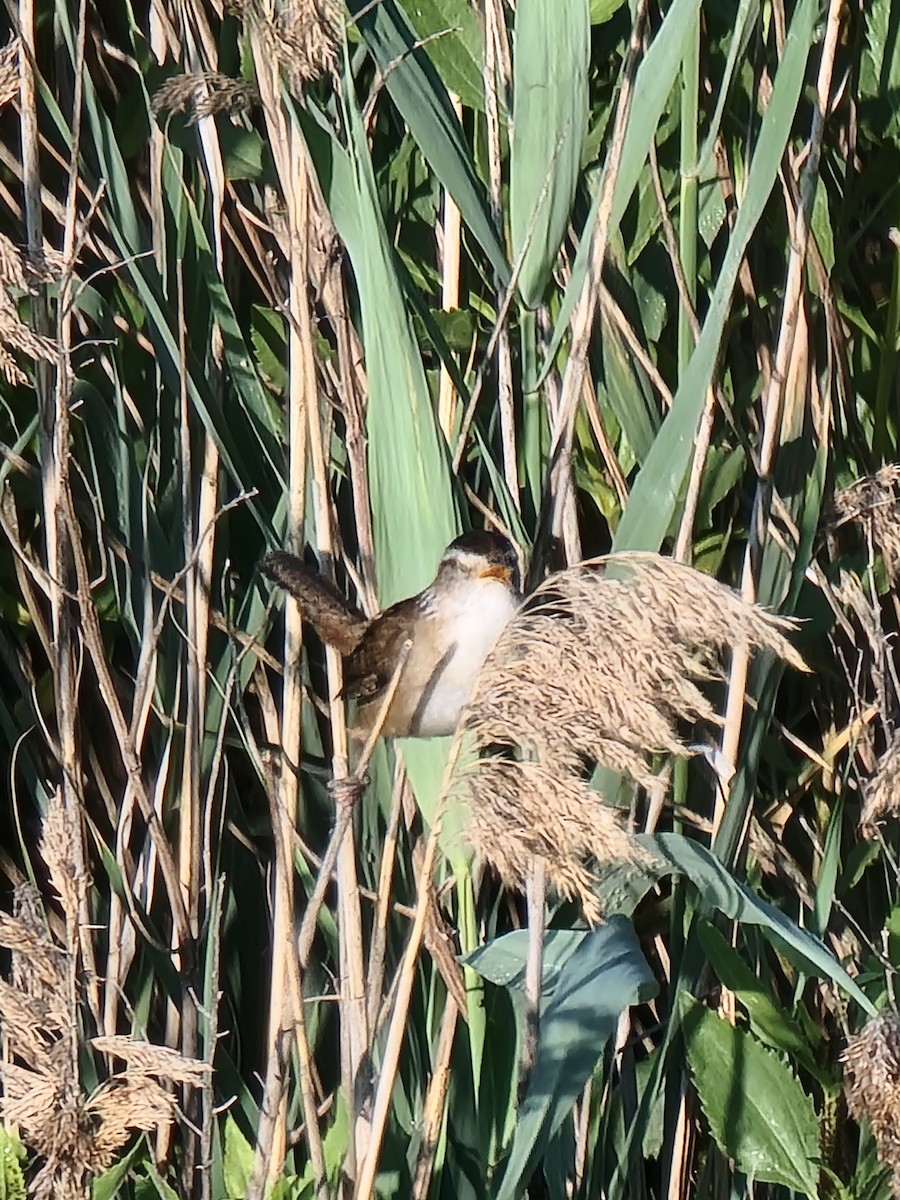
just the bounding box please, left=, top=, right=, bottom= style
left=831, top=466, right=900, bottom=588
left=455, top=554, right=806, bottom=921
left=860, top=732, right=900, bottom=837
left=843, top=1011, right=900, bottom=1190
left=0, top=38, right=19, bottom=109
left=152, top=72, right=259, bottom=122
left=0, top=873, right=205, bottom=1195
left=41, top=788, right=87, bottom=929
left=91, top=1036, right=211, bottom=1085
left=237, top=0, right=342, bottom=91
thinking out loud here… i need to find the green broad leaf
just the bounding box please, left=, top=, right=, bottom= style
left=463, top=928, right=588, bottom=993
left=510, top=0, right=590, bottom=308
left=494, top=918, right=658, bottom=1200
left=590, top=0, right=626, bottom=23
left=680, top=995, right=821, bottom=1197
left=219, top=123, right=265, bottom=181
left=0, top=1127, right=26, bottom=1200
left=290, top=1094, right=349, bottom=1195
left=812, top=795, right=843, bottom=939
left=696, top=921, right=822, bottom=1079
left=645, top=833, right=877, bottom=1017
left=92, top=1137, right=144, bottom=1200
left=135, top=1163, right=180, bottom=1199
left=223, top=1114, right=254, bottom=1199
left=250, top=305, right=288, bottom=394
left=404, top=0, right=485, bottom=112
left=860, top=0, right=900, bottom=141
left=340, top=54, right=458, bottom=606
left=346, top=0, right=508, bottom=283
left=811, top=178, right=836, bottom=274
left=339, top=50, right=459, bottom=829
left=611, top=0, right=818, bottom=553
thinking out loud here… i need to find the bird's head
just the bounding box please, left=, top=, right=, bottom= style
left=437, top=531, right=521, bottom=593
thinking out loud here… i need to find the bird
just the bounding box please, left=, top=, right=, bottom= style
left=262, top=531, right=521, bottom=739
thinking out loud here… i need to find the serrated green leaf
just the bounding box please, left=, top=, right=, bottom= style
left=680, top=995, right=821, bottom=1197
left=860, top=0, right=900, bottom=141
left=697, top=920, right=822, bottom=1078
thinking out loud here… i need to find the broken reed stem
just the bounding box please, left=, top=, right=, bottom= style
left=354, top=736, right=462, bottom=1200
left=521, top=855, right=547, bottom=1091
left=717, top=0, right=843, bottom=841
left=410, top=1000, right=459, bottom=1200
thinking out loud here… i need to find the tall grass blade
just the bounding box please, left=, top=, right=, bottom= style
left=347, top=0, right=509, bottom=284
left=612, top=0, right=818, bottom=553
left=537, top=0, right=702, bottom=384
left=510, top=0, right=589, bottom=308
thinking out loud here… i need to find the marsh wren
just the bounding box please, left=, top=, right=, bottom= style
left=263, top=531, right=520, bottom=738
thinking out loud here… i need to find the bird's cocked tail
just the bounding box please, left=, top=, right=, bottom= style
left=262, top=552, right=367, bottom=655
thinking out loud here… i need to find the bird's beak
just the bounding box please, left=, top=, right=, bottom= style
left=479, top=565, right=512, bottom=583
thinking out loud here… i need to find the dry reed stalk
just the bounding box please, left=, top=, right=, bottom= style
left=173, top=16, right=229, bottom=1186
left=718, top=0, right=843, bottom=828
left=546, top=0, right=648, bottom=553
left=365, top=763, right=407, bottom=1030
left=354, top=737, right=462, bottom=1200
left=437, top=91, right=463, bottom=441
left=455, top=553, right=806, bottom=922
left=0, top=796, right=209, bottom=1200
left=410, top=1000, right=459, bottom=1200
left=483, top=0, right=518, bottom=509
left=843, top=1011, right=900, bottom=1192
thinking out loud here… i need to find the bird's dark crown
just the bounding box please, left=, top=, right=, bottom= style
left=439, top=530, right=520, bottom=590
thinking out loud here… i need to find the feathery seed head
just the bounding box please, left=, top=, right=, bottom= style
left=454, top=554, right=807, bottom=921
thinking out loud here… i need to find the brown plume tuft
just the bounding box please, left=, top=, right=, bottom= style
left=860, top=732, right=900, bottom=837
left=455, top=553, right=806, bottom=921
left=152, top=72, right=259, bottom=122
left=843, top=1011, right=900, bottom=1191
left=232, top=0, right=342, bottom=91
left=831, top=466, right=900, bottom=588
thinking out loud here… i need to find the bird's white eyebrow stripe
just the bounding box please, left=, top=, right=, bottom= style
left=444, top=550, right=499, bottom=570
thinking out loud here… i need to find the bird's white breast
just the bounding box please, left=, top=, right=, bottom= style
left=412, top=578, right=518, bottom=737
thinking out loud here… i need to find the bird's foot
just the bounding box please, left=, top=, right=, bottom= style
left=328, top=773, right=368, bottom=810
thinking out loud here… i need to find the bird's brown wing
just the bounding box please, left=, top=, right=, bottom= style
left=262, top=552, right=367, bottom=655
left=343, top=599, right=418, bottom=703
